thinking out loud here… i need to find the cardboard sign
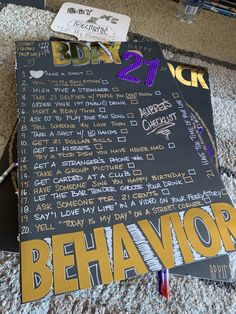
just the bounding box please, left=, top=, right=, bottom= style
left=15, top=41, right=236, bottom=303
left=51, top=2, right=130, bottom=42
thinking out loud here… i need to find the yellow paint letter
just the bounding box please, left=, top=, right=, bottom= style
left=212, top=202, right=236, bottom=251
left=113, top=223, right=148, bottom=281
left=167, top=62, right=176, bottom=78
left=191, top=68, right=209, bottom=89
left=52, top=233, right=78, bottom=294
left=184, top=207, right=221, bottom=257
left=139, top=215, right=193, bottom=268
left=74, top=228, right=112, bottom=289
left=21, top=239, right=52, bottom=303
left=51, top=41, right=71, bottom=66
left=176, top=65, right=192, bottom=87
left=71, top=43, right=91, bottom=66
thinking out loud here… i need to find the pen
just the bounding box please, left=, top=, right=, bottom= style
left=158, top=269, right=170, bottom=299
left=0, top=162, right=18, bottom=184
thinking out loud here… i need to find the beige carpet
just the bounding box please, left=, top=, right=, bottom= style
left=47, top=0, right=236, bottom=64
left=0, top=3, right=236, bottom=314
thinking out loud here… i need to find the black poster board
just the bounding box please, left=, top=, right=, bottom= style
left=15, top=41, right=236, bottom=302
left=0, top=60, right=231, bottom=283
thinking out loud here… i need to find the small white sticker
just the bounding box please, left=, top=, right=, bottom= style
left=51, top=2, right=131, bottom=42
left=185, top=5, right=199, bottom=15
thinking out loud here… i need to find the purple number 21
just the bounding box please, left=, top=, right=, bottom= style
left=117, top=51, right=160, bottom=87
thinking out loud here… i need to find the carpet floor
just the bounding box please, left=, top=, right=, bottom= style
left=0, top=4, right=235, bottom=314
left=46, top=0, right=236, bottom=64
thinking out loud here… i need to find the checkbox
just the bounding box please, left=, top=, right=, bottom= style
left=188, top=169, right=196, bottom=175
left=204, top=197, right=211, bottom=204
left=99, top=107, right=106, bottom=113
left=130, top=120, right=138, bottom=127
left=86, top=70, right=93, bottom=75
left=146, top=154, right=155, bottom=160
left=221, top=189, right=227, bottom=196
left=168, top=143, right=175, bottom=149
left=117, top=136, right=126, bottom=142
left=161, top=189, right=170, bottom=195
left=155, top=91, right=161, bottom=95
left=102, top=80, right=109, bottom=84
left=128, top=162, right=135, bottom=169
left=172, top=93, right=179, bottom=99
left=112, top=87, right=119, bottom=92
left=131, top=99, right=138, bottom=105
left=133, top=169, right=142, bottom=176
left=121, top=128, right=128, bottom=134
left=127, top=113, right=134, bottom=118
left=184, top=176, right=193, bottom=184
left=94, top=143, right=103, bottom=150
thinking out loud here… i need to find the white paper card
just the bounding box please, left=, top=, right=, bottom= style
left=51, top=2, right=131, bottom=42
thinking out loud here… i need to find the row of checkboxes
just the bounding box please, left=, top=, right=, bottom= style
left=204, top=189, right=228, bottom=204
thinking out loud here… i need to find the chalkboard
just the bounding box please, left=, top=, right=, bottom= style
left=16, top=41, right=236, bottom=303
left=0, top=60, right=231, bottom=284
